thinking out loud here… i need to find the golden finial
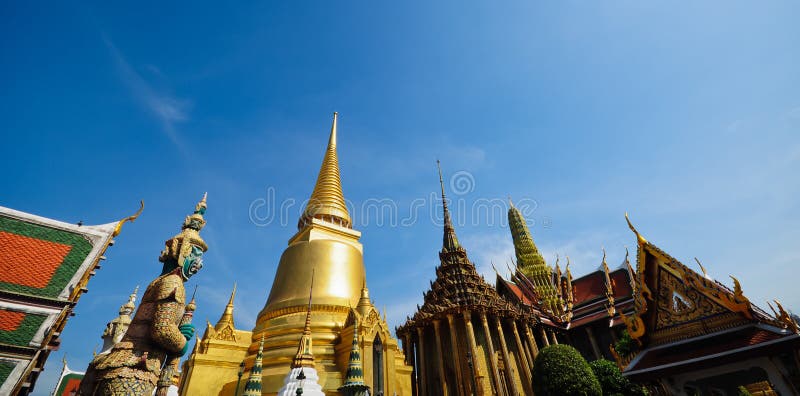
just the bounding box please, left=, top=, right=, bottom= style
left=767, top=301, right=779, bottom=317
left=729, top=275, right=744, bottom=300
left=113, top=200, right=144, bottom=237
left=491, top=262, right=503, bottom=279
left=602, top=249, right=616, bottom=317
left=186, top=285, right=198, bottom=313
left=120, top=285, right=138, bottom=314
left=695, top=258, right=709, bottom=278
left=773, top=300, right=799, bottom=332
left=508, top=195, right=515, bottom=208
left=300, top=113, right=351, bottom=229
left=625, top=212, right=647, bottom=244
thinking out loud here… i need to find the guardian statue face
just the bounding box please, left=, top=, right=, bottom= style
left=181, top=245, right=204, bottom=280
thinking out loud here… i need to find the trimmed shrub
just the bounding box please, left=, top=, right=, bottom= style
left=588, top=359, right=648, bottom=396
left=614, top=330, right=635, bottom=357
left=589, top=359, right=627, bottom=394
left=738, top=386, right=753, bottom=396
left=532, top=344, right=602, bottom=396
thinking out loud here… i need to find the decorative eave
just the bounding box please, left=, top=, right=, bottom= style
left=0, top=201, right=142, bottom=396
left=613, top=214, right=792, bottom=371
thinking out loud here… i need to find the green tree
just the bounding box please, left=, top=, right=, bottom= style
left=588, top=359, right=648, bottom=396
left=532, top=345, right=602, bottom=396
left=738, top=386, right=753, bottom=396
left=614, top=330, right=635, bottom=357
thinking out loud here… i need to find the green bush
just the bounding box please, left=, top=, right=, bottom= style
left=589, top=359, right=627, bottom=394
left=614, top=330, right=635, bottom=357
left=738, top=386, right=752, bottom=396
left=532, top=344, right=602, bottom=396
left=588, top=359, right=648, bottom=396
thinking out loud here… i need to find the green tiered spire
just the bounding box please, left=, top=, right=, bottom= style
left=508, top=198, right=563, bottom=314
left=243, top=336, right=265, bottom=396
left=338, top=322, right=370, bottom=396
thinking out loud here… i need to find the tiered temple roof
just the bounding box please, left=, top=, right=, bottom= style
left=614, top=215, right=800, bottom=383
left=0, top=202, right=141, bottom=395
left=397, top=163, right=536, bottom=332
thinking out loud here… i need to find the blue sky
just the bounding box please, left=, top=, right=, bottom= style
left=2, top=2, right=799, bottom=394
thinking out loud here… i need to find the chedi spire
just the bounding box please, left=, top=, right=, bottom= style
left=300, top=112, right=351, bottom=229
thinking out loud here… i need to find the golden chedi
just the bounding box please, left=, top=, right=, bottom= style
left=180, top=113, right=412, bottom=396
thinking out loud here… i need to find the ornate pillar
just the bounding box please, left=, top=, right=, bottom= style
left=480, top=312, right=502, bottom=395
left=540, top=327, right=550, bottom=347
left=585, top=326, right=602, bottom=360
left=524, top=324, right=539, bottom=359
left=405, top=334, right=418, bottom=396
left=463, top=311, right=486, bottom=396
left=549, top=329, right=559, bottom=345
left=447, top=313, right=466, bottom=396
left=516, top=323, right=533, bottom=366
left=432, top=320, right=449, bottom=396
left=494, top=317, right=519, bottom=396
left=416, top=327, right=428, bottom=395
left=510, top=320, right=533, bottom=393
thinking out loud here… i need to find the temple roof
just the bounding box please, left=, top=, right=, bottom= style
left=613, top=214, right=799, bottom=374
left=397, top=165, right=531, bottom=334
left=625, top=324, right=800, bottom=380
left=0, top=203, right=139, bottom=395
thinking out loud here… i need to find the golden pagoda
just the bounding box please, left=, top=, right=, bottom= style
left=180, top=113, right=412, bottom=395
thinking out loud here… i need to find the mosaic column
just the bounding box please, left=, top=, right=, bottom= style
left=463, top=311, right=486, bottom=396
left=447, top=313, right=466, bottom=396
left=494, top=317, right=519, bottom=396
left=405, top=333, right=418, bottom=396
left=416, top=326, right=428, bottom=395
left=432, top=320, right=449, bottom=396
left=480, top=312, right=502, bottom=395
left=516, top=323, right=533, bottom=366
left=524, top=324, right=539, bottom=359
left=510, top=320, right=533, bottom=393
left=549, top=329, right=559, bottom=345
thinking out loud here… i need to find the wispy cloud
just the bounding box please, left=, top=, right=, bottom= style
left=102, top=35, right=191, bottom=150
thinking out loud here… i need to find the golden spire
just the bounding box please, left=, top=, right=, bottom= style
left=356, top=279, right=371, bottom=316
left=215, top=283, right=236, bottom=331
left=300, top=112, right=352, bottom=229
left=437, top=160, right=461, bottom=252
left=120, top=285, right=138, bottom=315
left=291, top=271, right=316, bottom=369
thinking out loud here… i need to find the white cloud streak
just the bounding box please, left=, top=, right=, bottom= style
left=102, top=35, right=191, bottom=151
